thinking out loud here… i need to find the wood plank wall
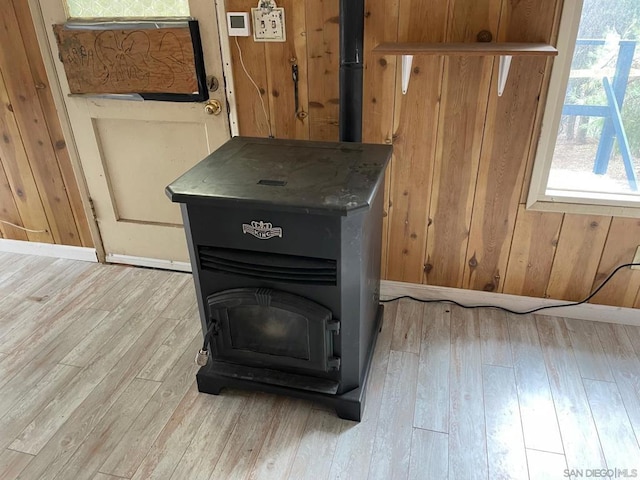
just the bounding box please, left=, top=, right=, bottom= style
left=0, top=1, right=92, bottom=247
left=227, top=0, right=640, bottom=309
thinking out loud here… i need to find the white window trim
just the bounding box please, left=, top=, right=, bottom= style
left=527, top=0, right=640, bottom=218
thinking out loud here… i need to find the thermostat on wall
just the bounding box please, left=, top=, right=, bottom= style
left=227, top=12, right=250, bottom=36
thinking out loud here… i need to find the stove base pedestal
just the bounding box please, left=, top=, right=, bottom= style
left=196, top=305, right=384, bottom=422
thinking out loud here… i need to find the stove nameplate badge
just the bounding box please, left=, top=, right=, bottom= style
left=242, top=220, right=283, bottom=240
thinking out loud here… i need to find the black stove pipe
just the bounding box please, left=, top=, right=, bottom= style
left=339, top=0, right=365, bottom=142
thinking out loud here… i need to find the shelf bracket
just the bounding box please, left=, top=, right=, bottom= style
left=402, top=55, right=413, bottom=95
left=497, top=55, right=512, bottom=97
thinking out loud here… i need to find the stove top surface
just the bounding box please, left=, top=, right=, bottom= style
left=166, top=137, right=392, bottom=215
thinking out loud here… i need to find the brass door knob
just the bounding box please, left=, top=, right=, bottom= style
left=204, top=99, right=222, bottom=115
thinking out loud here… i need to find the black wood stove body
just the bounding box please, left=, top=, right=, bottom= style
left=166, top=136, right=391, bottom=420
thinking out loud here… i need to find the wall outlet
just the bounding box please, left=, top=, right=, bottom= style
left=251, top=7, right=286, bottom=42
left=632, top=245, right=640, bottom=270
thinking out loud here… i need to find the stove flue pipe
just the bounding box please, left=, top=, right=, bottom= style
left=339, top=0, right=365, bottom=142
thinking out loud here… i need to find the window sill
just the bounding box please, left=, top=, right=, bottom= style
left=526, top=192, right=640, bottom=218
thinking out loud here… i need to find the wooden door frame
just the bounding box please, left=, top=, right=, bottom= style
left=26, top=0, right=105, bottom=261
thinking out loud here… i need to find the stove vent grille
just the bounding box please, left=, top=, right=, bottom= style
left=198, top=246, right=337, bottom=286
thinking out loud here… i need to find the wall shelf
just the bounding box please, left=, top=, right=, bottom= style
left=372, top=42, right=558, bottom=96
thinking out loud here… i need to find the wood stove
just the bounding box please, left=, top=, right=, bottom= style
left=166, top=136, right=391, bottom=420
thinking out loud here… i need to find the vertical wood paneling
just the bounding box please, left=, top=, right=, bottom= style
left=424, top=0, right=501, bottom=288
left=11, top=0, right=92, bottom=247
left=0, top=70, right=52, bottom=243
left=0, top=160, right=29, bottom=241
left=503, top=206, right=563, bottom=297
left=0, top=2, right=80, bottom=246
left=362, top=0, right=400, bottom=280
left=546, top=215, right=611, bottom=301
left=385, top=0, right=448, bottom=282
left=590, top=218, right=640, bottom=307
left=265, top=0, right=309, bottom=140
left=305, top=0, right=340, bottom=141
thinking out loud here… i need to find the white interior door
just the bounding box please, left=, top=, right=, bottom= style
left=31, top=0, right=231, bottom=269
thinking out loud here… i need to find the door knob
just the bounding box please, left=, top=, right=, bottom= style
left=204, top=100, right=222, bottom=115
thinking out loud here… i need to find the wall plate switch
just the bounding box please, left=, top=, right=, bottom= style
left=251, top=7, right=286, bottom=42
left=227, top=12, right=251, bottom=37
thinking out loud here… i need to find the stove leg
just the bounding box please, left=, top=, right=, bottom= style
left=334, top=401, right=363, bottom=422
left=195, top=367, right=224, bottom=395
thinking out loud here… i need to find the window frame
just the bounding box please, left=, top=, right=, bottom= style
left=527, top=0, right=640, bottom=218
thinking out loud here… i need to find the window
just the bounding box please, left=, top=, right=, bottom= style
left=65, top=0, right=189, bottom=18
left=528, top=0, right=640, bottom=217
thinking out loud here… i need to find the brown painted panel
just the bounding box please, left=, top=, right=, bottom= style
left=53, top=25, right=199, bottom=95
left=385, top=0, right=450, bottom=283
left=546, top=214, right=612, bottom=302
left=503, top=205, right=562, bottom=298
left=590, top=218, right=640, bottom=308
left=306, top=0, right=340, bottom=141
left=0, top=2, right=80, bottom=245
left=12, top=0, right=92, bottom=247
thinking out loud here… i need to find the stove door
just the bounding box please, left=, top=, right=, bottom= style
left=206, top=288, right=340, bottom=373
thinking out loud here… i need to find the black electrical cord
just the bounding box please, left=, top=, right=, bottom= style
left=380, top=262, right=640, bottom=315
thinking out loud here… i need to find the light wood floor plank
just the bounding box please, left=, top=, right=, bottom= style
left=13, top=315, right=178, bottom=480
left=248, top=398, right=312, bottom=480
left=0, top=364, right=80, bottom=451
left=536, top=315, right=607, bottom=471
left=0, top=309, right=110, bottom=423
left=93, top=473, right=123, bottom=480
left=368, top=350, right=419, bottom=480
left=158, top=280, right=198, bottom=319
left=328, top=300, right=397, bottom=480
left=564, top=318, right=614, bottom=382
left=508, top=315, right=564, bottom=453
left=60, top=270, right=177, bottom=367
left=0, top=449, right=33, bottom=480
left=88, top=265, right=157, bottom=311
left=0, top=266, right=126, bottom=387
left=287, top=409, right=345, bottom=480
left=480, top=309, right=513, bottom=367
left=53, top=378, right=161, bottom=480
left=408, top=428, right=448, bottom=480
left=169, top=391, right=249, bottom=480
left=1, top=255, right=639, bottom=480
left=594, top=322, right=640, bottom=445
left=625, top=325, right=640, bottom=360
left=414, top=303, right=450, bottom=432
left=526, top=449, right=568, bottom=480
left=0, top=255, right=56, bottom=296
left=207, top=393, right=279, bottom=480
left=99, top=334, right=201, bottom=477
left=483, top=365, right=528, bottom=480
left=137, top=304, right=200, bottom=382
left=449, top=307, right=488, bottom=480
left=130, top=384, right=220, bottom=480
left=391, top=298, right=424, bottom=354
left=9, top=311, right=177, bottom=456
left=583, top=378, right=640, bottom=472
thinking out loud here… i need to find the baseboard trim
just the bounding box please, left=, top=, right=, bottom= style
left=0, top=239, right=98, bottom=262
left=381, top=280, right=640, bottom=327
left=106, top=253, right=192, bottom=272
